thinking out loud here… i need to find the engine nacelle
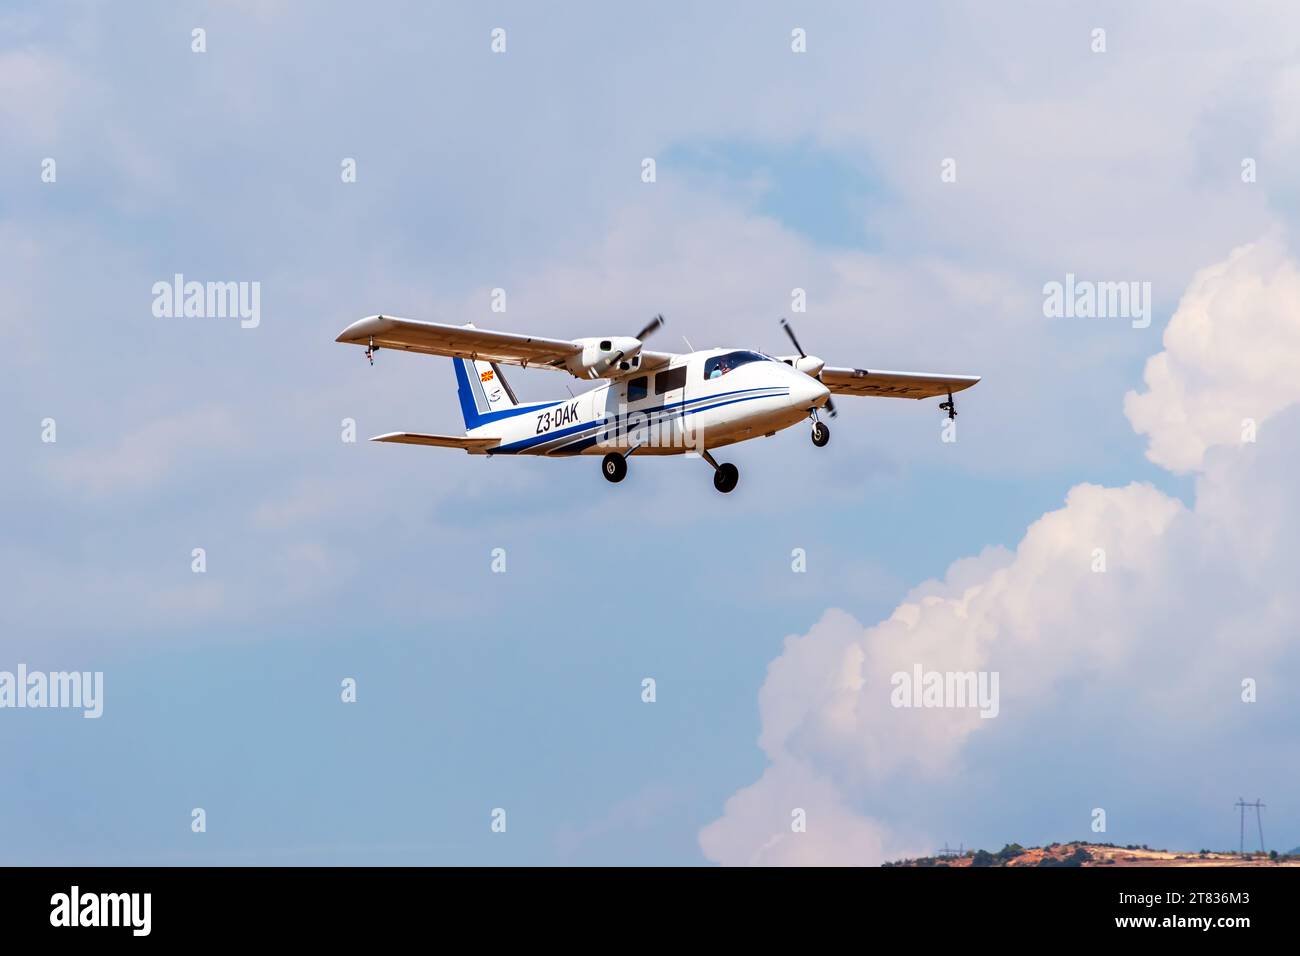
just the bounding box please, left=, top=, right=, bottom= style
left=565, top=336, right=645, bottom=379
left=777, top=354, right=826, bottom=377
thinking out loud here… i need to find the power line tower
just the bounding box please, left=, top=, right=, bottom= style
left=1234, top=798, right=1266, bottom=855
left=938, top=842, right=963, bottom=858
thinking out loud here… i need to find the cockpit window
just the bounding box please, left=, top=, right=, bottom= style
left=703, top=350, right=771, bottom=380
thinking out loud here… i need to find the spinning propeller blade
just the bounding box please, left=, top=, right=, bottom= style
left=779, top=318, right=836, bottom=418
left=634, top=313, right=665, bottom=342
left=779, top=317, right=806, bottom=358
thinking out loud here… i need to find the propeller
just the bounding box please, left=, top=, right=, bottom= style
left=779, top=318, right=836, bottom=418
left=779, top=317, right=806, bottom=359
left=634, top=313, right=665, bottom=342
left=596, top=314, right=664, bottom=376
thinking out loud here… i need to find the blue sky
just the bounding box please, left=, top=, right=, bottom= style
left=4, top=1, right=1300, bottom=864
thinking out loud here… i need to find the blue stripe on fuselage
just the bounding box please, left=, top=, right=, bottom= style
left=488, top=386, right=789, bottom=455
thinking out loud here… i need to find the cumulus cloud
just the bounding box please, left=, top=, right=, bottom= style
left=700, top=760, right=895, bottom=866
left=702, top=237, right=1300, bottom=865
left=1125, top=237, right=1300, bottom=473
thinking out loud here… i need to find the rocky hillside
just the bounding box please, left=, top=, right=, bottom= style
left=884, top=842, right=1300, bottom=867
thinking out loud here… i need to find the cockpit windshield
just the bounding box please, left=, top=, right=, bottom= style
left=703, top=350, right=772, bottom=380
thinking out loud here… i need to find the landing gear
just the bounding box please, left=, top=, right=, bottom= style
left=811, top=421, right=830, bottom=447
left=701, top=450, right=739, bottom=494
left=939, top=391, right=957, bottom=420
left=713, top=463, right=739, bottom=494
left=601, top=452, right=627, bottom=483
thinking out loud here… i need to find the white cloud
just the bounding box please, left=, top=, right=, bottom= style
left=699, top=759, right=896, bottom=867
left=1125, top=236, right=1300, bottom=473
left=702, top=238, right=1300, bottom=864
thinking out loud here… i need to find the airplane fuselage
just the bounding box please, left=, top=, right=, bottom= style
left=471, top=349, right=829, bottom=456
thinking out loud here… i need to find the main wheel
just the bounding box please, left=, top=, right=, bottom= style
left=713, top=462, right=739, bottom=494
left=811, top=421, right=830, bottom=447
left=602, top=452, right=627, bottom=483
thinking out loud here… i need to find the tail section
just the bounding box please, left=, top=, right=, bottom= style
left=454, top=356, right=520, bottom=430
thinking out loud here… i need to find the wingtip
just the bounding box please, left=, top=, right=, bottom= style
left=336, top=314, right=387, bottom=343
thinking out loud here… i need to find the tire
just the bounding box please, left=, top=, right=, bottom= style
left=811, top=422, right=830, bottom=447
left=602, top=453, right=627, bottom=483
left=713, top=462, right=739, bottom=494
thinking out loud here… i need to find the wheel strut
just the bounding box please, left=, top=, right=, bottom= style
left=939, top=391, right=956, bottom=420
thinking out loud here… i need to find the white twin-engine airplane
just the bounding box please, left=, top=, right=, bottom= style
left=335, top=313, right=980, bottom=493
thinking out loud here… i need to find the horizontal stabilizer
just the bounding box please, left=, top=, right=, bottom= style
left=370, top=432, right=500, bottom=454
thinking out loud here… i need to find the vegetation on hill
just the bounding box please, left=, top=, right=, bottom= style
left=883, top=842, right=1300, bottom=868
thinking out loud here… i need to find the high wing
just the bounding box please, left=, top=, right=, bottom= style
left=336, top=314, right=677, bottom=377
left=818, top=366, right=981, bottom=400
left=623, top=350, right=675, bottom=372
left=338, top=315, right=581, bottom=367
left=370, top=432, right=500, bottom=454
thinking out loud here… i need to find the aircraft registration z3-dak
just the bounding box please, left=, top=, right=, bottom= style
left=335, top=313, right=980, bottom=494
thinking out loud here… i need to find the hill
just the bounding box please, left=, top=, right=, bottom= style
left=884, top=842, right=1300, bottom=867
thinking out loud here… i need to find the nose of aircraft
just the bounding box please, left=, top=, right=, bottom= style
left=790, top=371, right=830, bottom=411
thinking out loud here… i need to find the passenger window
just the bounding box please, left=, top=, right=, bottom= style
left=627, top=376, right=648, bottom=402
left=655, top=366, right=687, bottom=395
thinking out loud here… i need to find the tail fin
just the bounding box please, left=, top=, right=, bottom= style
left=454, top=356, right=520, bottom=430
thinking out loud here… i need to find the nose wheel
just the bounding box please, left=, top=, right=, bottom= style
left=601, top=452, right=627, bottom=483
left=811, top=421, right=830, bottom=447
